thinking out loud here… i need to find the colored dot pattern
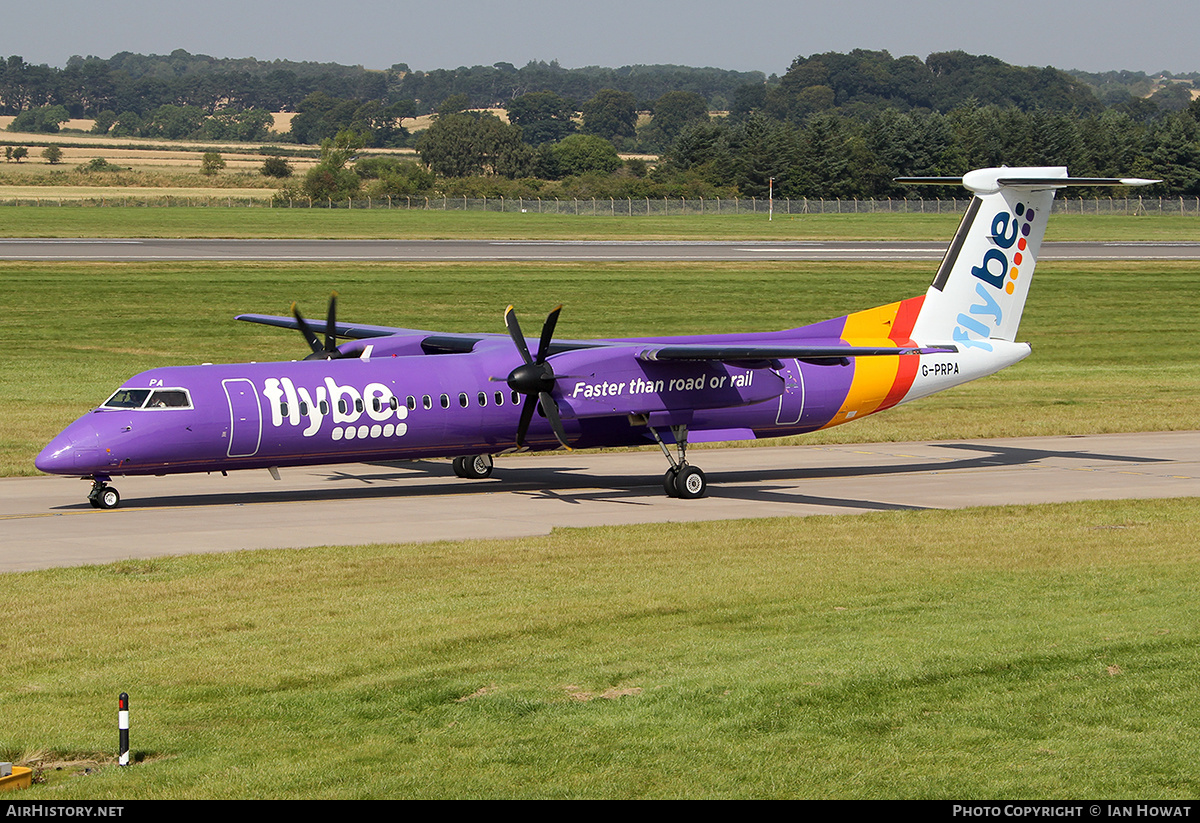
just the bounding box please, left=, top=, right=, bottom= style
left=1007, top=202, right=1035, bottom=294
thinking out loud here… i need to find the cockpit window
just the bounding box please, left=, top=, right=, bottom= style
left=147, top=389, right=192, bottom=408
left=102, top=388, right=192, bottom=409
left=103, top=389, right=151, bottom=408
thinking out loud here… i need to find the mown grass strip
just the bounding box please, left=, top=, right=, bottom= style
left=3, top=498, right=1198, bottom=798
left=0, top=205, right=1195, bottom=241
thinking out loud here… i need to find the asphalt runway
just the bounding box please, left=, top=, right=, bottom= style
left=3, top=238, right=1200, bottom=262
left=4, top=431, right=1198, bottom=573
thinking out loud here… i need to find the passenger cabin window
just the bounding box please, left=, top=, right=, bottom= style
left=477, top=392, right=488, bottom=407
left=439, top=394, right=450, bottom=409
left=459, top=392, right=469, bottom=408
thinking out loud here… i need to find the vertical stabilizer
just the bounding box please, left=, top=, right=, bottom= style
left=902, top=167, right=1156, bottom=349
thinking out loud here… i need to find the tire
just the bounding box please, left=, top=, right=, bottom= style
left=451, top=456, right=470, bottom=478
left=663, top=467, right=680, bottom=497
left=466, top=454, right=494, bottom=479
left=674, top=466, right=706, bottom=500
left=97, top=487, right=121, bottom=509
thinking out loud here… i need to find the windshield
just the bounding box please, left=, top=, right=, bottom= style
left=101, top=388, right=192, bottom=409
left=103, top=389, right=151, bottom=408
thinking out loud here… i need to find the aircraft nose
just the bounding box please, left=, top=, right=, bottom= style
left=35, top=421, right=102, bottom=475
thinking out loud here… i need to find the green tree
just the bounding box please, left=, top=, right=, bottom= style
left=437, top=93, right=472, bottom=116
left=642, top=91, right=709, bottom=150
left=417, top=113, right=532, bottom=178
left=90, top=110, right=118, bottom=135
left=300, top=129, right=366, bottom=201
left=505, top=92, right=577, bottom=145
left=581, top=89, right=638, bottom=144
left=7, top=105, right=70, bottom=133
left=41, top=144, right=62, bottom=164
left=260, top=155, right=293, bottom=178
left=200, top=152, right=226, bottom=175
left=550, top=134, right=621, bottom=177
left=11, top=145, right=27, bottom=162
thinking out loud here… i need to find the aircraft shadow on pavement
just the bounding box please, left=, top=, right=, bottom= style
left=47, top=442, right=1165, bottom=512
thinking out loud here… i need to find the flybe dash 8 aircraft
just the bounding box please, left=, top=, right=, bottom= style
left=36, top=167, right=1154, bottom=508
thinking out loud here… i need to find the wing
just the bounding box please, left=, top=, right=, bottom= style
left=634, top=342, right=955, bottom=366
left=236, top=313, right=610, bottom=356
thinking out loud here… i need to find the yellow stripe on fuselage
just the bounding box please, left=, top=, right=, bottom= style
left=821, top=301, right=903, bottom=429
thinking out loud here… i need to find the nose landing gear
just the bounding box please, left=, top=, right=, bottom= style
left=87, top=477, right=121, bottom=509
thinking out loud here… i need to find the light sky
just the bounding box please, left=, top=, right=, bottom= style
left=5, top=0, right=1197, bottom=76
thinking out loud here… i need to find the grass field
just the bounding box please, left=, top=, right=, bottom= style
left=4, top=212, right=1198, bottom=799
left=0, top=206, right=1197, bottom=241
left=4, top=258, right=1199, bottom=477
left=4, top=499, right=1199, bottom=798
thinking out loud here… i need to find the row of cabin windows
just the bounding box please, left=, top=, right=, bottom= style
left=280, top=390, right=523, bottom=418
left=407, top=390, right=522, bottom=411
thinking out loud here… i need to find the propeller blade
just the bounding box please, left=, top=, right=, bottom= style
left=515, top=393, right=537, bottom=447
left=291, top=302, right=323, bottom=357
left=504, top=305, right=533, bottom=365
left=539, top=391, right=573, bottom=451
left=323, top=291, right=338, bottom=356
left=535, top=304, right=562, bottom=363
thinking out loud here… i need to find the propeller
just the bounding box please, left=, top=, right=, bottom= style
left=291, top=292, right=341, bottom=360
left=502, top=304, right=573, bottom=450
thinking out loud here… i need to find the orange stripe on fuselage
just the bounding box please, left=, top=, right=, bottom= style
left=822, top=295, right=925, bottom=428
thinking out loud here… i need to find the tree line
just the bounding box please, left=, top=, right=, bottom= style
left=0, top=51, right=763, bottom=119
left=6, top=49, right=1200, bottom=199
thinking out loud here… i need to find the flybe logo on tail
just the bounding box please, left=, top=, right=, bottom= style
left=954, top=202, right=1037, bottom=350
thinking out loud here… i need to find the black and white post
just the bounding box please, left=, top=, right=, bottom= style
left=118, top=693, right=129, bottom=766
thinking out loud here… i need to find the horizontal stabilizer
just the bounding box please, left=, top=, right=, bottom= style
left=897, top=168, right=1158, bottom=195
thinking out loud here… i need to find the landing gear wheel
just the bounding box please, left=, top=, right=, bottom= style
left=674, top=465, right=707, bottom=500
left=453, top=455, right=494, bottom=479
left=465, top=454, right=494, bottom=479
left=663, top=467, right=681, bottom=497
left=88, top=484, right=121, bottom=509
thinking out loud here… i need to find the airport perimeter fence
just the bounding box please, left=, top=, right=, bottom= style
left=2, top=193, right=1199, bottom=215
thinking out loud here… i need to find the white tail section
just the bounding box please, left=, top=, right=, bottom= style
left=909, top=167, right=1061, bottom=348
left=904, top=167, right=1156, bottom=349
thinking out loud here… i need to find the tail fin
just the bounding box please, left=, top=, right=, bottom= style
left=902, top=167, right=1156, bottom=349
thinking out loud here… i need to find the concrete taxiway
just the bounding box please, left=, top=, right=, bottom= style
left=3, top=431, right=1197, bottom=573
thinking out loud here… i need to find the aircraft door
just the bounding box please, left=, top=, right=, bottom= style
left=223, top=378, right=262, bottom=457
left=775, top=358, right=805, bottom=425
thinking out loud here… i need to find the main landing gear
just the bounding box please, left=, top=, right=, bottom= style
left=87, top=477, right=121, bottom=509
left=452, top=454, right=494, bottom=479
left=648, top=424, right=707, bottom=499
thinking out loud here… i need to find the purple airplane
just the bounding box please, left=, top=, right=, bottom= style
left=36, top=167, right=1154, bottom=508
